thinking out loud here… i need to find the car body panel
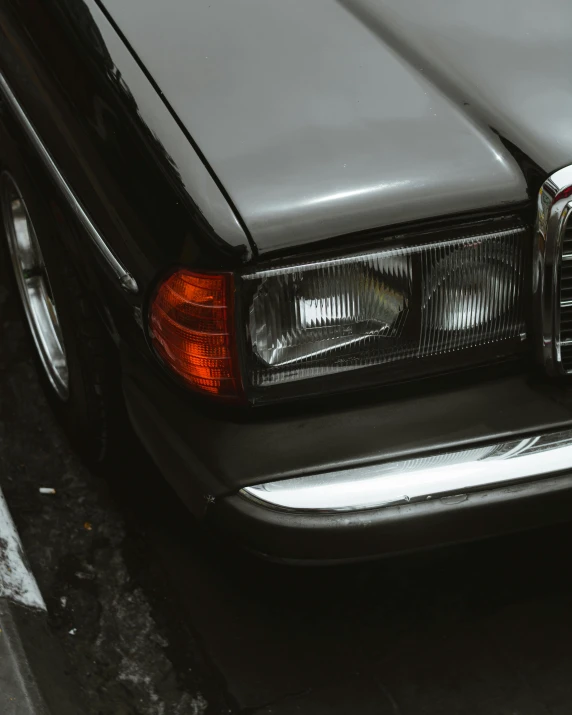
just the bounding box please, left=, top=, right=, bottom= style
left=123, top=353, right=572, bottom=499
left=0, top=0, right=251, bottom=307
left=213, top=473, right=572, bottom=563
left=99, top=0, right=529, bottom=254
left=78, top=0, right=252, bottom=256
left=3, top=0, right=572, bottom=561
left=345, top=0, right=572, bottom=173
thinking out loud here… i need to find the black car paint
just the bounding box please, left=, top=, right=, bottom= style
left=2, top=0, right=572, bottom=558
left=0, top=0, right=250, bottom=283
left=0, top=0, right=256, bottom=398
left=213, top=473, right=572, bottom=562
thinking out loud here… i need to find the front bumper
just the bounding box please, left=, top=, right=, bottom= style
left=212, top=430, right=572, bottom=562
left=122, top=348, right=572, bottom=562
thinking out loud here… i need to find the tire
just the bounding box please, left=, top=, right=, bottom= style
left=0, top=170, right=119, bottom=463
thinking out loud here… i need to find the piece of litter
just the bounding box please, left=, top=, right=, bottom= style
left=39, top=488, right=56, bottom=495
left=75, top=571, right=95, bottom=581
left=60, top=596, right=67, bottom=608
left=69, top=628, right=77, bottom=636
left=83, top=522, right=92, bottom=531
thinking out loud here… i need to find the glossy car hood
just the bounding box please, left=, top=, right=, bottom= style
left=101, top=0, right=570, bottom=254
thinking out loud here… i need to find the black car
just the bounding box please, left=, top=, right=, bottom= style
left=2, top=0, right=572, bottom=562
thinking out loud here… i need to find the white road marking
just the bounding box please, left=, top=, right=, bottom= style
left=0, top=489, right=46, bottom=610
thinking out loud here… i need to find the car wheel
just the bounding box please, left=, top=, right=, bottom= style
left=0, top=171, right=118, bottom=462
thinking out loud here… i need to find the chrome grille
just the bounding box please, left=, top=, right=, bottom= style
left=559, top=216, right=572, bottom=371
left=534, top=166, right=572, bottom=376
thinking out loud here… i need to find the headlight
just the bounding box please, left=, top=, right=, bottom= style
left=242, top=223, right=529, bottom=395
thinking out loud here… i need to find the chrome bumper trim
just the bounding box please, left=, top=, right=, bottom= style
left=0, top=72, right=138, bottom=294
left=241, top=428, right=572, bottom=513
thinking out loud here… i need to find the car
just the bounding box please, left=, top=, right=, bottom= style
left=1, top=0, right=572, bottom=563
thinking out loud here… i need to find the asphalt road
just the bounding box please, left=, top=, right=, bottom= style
left=3, top=261, right=572, bottom=714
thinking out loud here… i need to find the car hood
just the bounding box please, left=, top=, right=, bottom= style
left=102, top=0, right=571, bottom=255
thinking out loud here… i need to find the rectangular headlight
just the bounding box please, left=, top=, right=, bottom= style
left=241, top=223, right=529, bottom=394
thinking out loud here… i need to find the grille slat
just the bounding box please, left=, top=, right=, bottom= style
left=559, top=221, right=572, bottom=370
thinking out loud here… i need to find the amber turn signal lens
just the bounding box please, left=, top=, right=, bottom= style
left=149, top=270, right=241, bottom=397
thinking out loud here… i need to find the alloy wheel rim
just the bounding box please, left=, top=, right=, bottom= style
left=1, top=174, right=69, bottom=400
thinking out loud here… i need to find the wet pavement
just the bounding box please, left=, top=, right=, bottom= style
left=3, top=261, right=572, bottom=714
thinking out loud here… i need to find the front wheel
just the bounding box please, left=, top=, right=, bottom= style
left=1, top=171, right=119, bottom=462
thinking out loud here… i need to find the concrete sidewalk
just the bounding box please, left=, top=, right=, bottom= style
left=0, top=485, right=47, bottom=713
left=0, top=603, right=48, bottom=715
left=0, top=487, right=80, bottom=715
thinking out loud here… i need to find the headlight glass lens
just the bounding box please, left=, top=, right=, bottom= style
left=243, top=225, right=528, bottom=390
left=250, top=252, right=412, bottom=367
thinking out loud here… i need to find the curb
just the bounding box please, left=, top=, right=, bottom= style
left=0, top=486, right=49, bottom=714
left=0, top=486, right=45, bottom=611
left=0, top=600, right=49, bottom=714
left=0, top=488, right=83, bottom=714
